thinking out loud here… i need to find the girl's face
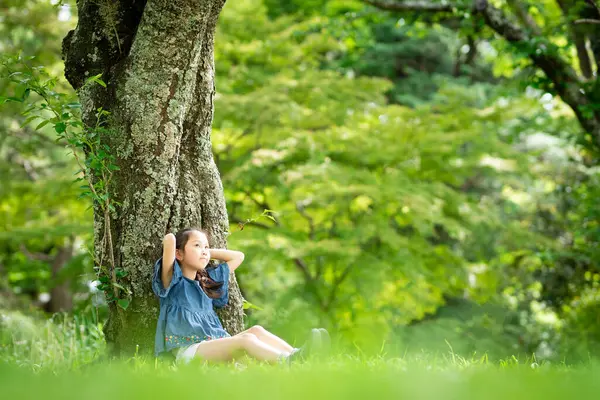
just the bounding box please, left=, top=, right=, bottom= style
left=177, top=230, right=210, bottom=271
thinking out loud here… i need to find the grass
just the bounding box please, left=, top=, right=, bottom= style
left=2, top=356, right=600, bottom=400
left=0, top=309, right=105, bottom=372
left=2, top=310, right=600, bottom=399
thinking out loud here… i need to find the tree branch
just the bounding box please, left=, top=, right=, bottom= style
left=230, top=215, right=271, bottom=230
left=325, top=264, right=354, bottom=309
left=574, top=18, right=600, bottom=24
left=506, top=0, right=541, bottom=35
left=365, top=0, right=600, bottom=147
left=293, top=257, right=327, bottom=310
left=573, top=35, right=593, bottom=79
left=476, top=0, right=600, bottom=145
left=472, top=0, right=527, bottom=41
left=19, top=244, right=53, bottom=262
left=363, top=0, right=454, bottom=12
left=295, top=201, right=316, bottom=241
left=557, top=0, right=593, bottom=79
left=586, top=0, right=600, bottom=16
left=573, top=1, right=600, bottom=74
left=453, top=35, right=478, bottom=76
left=294, top=258, right=313, bottom=283
left=7, top=151, right=39, bottom=181
left=14, top=127, right=66, bottom=147
left=242, top=189, right=273, bottom=217
left=364, top=0, right=583, bottom=86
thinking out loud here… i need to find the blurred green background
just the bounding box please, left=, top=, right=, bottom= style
left=1, top=0, right=600, bottom=378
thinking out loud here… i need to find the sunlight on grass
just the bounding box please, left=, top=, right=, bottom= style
left=2, top=311, right=600, bottom=400
left=0, top=310, right=105, bottom=371
left=2, top=357, right=600, bottom=400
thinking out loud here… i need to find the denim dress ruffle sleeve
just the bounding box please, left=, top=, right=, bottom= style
left=153, top=258, right=231, bottom=356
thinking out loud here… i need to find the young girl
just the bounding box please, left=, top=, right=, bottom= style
left=152, top=228, right=329, bottom=364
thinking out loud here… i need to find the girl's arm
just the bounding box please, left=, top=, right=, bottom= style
left=209, top=249, right=244, bottom=272
left=161, top=233, right=176, bottom=289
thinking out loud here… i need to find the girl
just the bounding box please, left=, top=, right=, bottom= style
left=152, top=228, right=329, bottom=364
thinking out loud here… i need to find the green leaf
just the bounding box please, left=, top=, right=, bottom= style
left=115, top=268, right=128, bottom=278
left=3, top=96, right=24, bottom=103
left=20, top=115, right=39, bottom=128
left=35, top=120, right=50, bottom=130
left=243, top=300, right=263, bottom=310
left=54, top=122, right=67, bottom=133
left=117, top=299, right=130, bottom=310
left=112, top=282, right=127, bottom=292
left=86, top=73, right=102, bottom=83
left=86, top=73, right=107, bottom=88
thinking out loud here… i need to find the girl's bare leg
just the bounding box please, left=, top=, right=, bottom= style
left=194, top=333, right=290, bottom=363
left=240, top=325, right=295, bottom=353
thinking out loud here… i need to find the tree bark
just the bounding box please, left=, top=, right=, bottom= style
left=62, top=0, right=244, bottom=356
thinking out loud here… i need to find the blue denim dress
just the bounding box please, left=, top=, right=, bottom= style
left=152, top=257, right=231, bottom=356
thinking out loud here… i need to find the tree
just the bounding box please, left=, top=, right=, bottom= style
left=60, top=0, right=244, bottom=355
left=208, top=1, right=568, bottom=352
left=363, top=0, right=600, bottom=154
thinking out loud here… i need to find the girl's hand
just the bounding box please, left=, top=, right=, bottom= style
left=208, top=249, right=245, bottom=272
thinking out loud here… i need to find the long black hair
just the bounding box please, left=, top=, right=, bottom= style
left=174, top=228, right=224, bottom=299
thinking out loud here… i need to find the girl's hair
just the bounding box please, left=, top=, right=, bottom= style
left=174, top=228, right=224, bottom=300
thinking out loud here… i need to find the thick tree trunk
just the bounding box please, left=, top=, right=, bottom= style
left=62, top=0, right=244, bottom=356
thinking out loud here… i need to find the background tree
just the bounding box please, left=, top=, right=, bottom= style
left=362, top=0, right=600, bottom=155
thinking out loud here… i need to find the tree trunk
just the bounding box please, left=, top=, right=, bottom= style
left=62, top=0, right=244, bottom=356
left=48, top=243, right=74, bottom=313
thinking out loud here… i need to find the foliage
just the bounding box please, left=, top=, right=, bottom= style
left=0, top=1, right=136, bottom=313
left=1, top=51, right=134, bottom=311
left=212, top=0, right=580, bottom=357
left=1, top=0, right=600, bottom=367
left=0, top=0, right=94, bottom=312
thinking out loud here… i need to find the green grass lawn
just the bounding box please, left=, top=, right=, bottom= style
left=2, top=310, right=600, bottom=399
left=2, top=356, right=600, bottom=400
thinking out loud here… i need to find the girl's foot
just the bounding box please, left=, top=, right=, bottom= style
left=286, top=329, right=321, bottom=364
left=285, top=347, right=304, bottom=364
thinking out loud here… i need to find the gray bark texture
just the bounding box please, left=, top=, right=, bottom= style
left=61, top=0, right=244, bottom=356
